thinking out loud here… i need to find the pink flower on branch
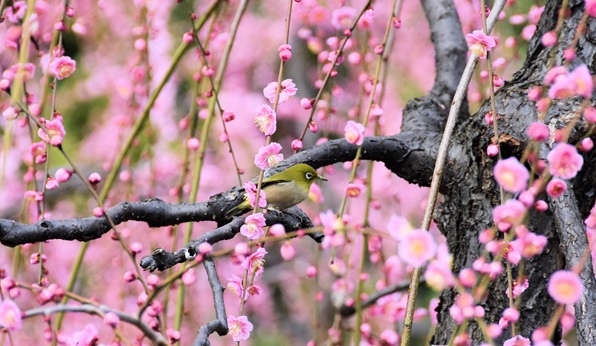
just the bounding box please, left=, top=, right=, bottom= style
left=466, top=30, right=496, bottom=59
left=240, top=213, right=266, bottom=240
left=242, top=247, right=267, bottom=276
left=227, top=315, right=253, bottom=342
left=254, top=105, right=277, bottom=136
left=0, top=299, right=22, bottom=332
left=331, top=7, right=357, bottom=30
left=493, top=157, right=529, bottom=193
left=503, top=335, right=531, bottom=346
left=344, top=120, right=365, bottom=145
left=30, top=142, right=47, bottom=164
left=38, top=118, right=66, bottom=146
left=547, top=65, right=593, bottom=99
left=548, top=270, right=582, bottom=304
left=243, top=181, right=267, bottom=209
left=511, top=231, right=547, bottom=259
left=263, top=79, right=297, bottom=104
left=397, top=229, right=437, bottom=267
left=254, top=142, right=283, bottom=170
left=227, top=274, right=246, bottom=301
left=547, top=143, right=584, bottom=179
left=48, top=56, right=76, bottom=80
left=493, top=199, right=527, bottom=231
left=546, top=178, right=567, bottom=198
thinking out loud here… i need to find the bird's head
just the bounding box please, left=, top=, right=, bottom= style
left=284, top=164, right=327, bottom=189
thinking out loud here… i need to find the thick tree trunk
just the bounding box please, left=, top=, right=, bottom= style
left=432, top=0, right=596, bottom=344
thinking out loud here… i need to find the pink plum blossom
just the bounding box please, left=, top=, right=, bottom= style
left=499, top=307, right=520, bottom=329
left=458, top=268, right=477, bottom=288
left=548, top=65, right=593, bottom=99
left=548, top=270, right=583, bottom=304
left=198, top=242, right=212, bottom=255
left=587, top=0, right=596, bottom=17
left=493, top=199, right=527, bottom=231
left=182, top=269, right=196, bottom=285
left=227, top=274, right=246, bottom=301
left=243, top=181, right=267, bottom=209
left=571, top=65, right=594, bottom=97
left=30, top=142, right=47, bottom=164
left=38, top=118, right=66, bottom=146
left=227, top=315, right=253, bottom=342
left=269, top=224, right=285, bottom=237
left=0, top=299, right=22, bottom=332
left=104, top=312, right=120, bottom=328
left=494, top=157, right=529, bottom=193
left=580, top=138, right=594, bottom=152
left=547, top=143, right=584, bottom=179
left=503, top=335, right=531, bottom=346
left=344, top=120, right=365, bottom=145
left=585, top=107, right=596, bottom=123
left=487, top=144, right=499, bottom=156
left=254, top=142, right=283, bottom=170
left=547, top=178, right=567, bottom=197
left=291, top=139, right=303, bottom=151
left=527, top=122, right=550, bottom=141
left=241, top=247, right=267, bottom=276
left=254, top=105, right=277, bottom=136
left=2, top=107, right=18, bottom=120
left=187, top=138, right=200, bottom=150
left=10, top=63, right=35, bottom=82
left=280, top=241, right=296, bottom=260
left=506, top=278, right=529, bottom=299
left=68, top=324, right=98, bottom=346
left=48, top=56, right=76, bottom=80
left=320, top=210, right=341, bottom=235
left=45, top=176, right=59, bottom=190
left=380, top=329, right=399, bottom=345
left=424, top=260, right=455, bottom=291
left=345, top=182, right=364, bottom=197
left=331, top=7, right=357, bottom=30
left=397, top=229, right=437, bottom=267
left=278, top=44, right=292, bottom=61
left=511, top=231, right=547, bottom=258
left=544, top=66, right=568, bottom=84
left=263, top=79, right=297, bottom=104
left=466, top=30, right=496, bottom=59
left=541, top=31, right=557, bottom=46
left=449, top=292, right=483, bottom=323
left=240, top=213, right=266, bottom=240
left=55, top=168, right=73, bottom=182
left=300, top=98, right=313, bottom=109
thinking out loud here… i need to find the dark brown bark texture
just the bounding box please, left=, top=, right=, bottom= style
left=430, top=0, right=596, bottom=344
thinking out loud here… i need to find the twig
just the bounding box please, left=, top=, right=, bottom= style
left=193, top=258, right=229, bottom=346
left=400, top=1, right=507, bottom=345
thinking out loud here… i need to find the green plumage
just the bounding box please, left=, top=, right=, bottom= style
left=225, top=164, right=326, bottom=218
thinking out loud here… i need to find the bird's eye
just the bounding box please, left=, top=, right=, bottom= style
left=305, top=172, right=314, bottom=180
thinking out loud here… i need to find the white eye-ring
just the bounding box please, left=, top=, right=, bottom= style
left=305, top=172, right=314, bottom=180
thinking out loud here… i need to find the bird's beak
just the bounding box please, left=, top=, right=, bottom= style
left=318, top=174, right=327, bottom=181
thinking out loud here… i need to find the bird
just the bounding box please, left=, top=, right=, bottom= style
left=225, top=163, right=326, bottom=218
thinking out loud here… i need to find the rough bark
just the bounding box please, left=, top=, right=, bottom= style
left=432, top=0, right=596, bottom=344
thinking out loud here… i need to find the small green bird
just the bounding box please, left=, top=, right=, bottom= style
left=226, top=163, right=326, bottom=218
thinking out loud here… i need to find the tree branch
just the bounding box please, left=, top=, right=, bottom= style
left=0, top=199, right=216, bottom=247
left=549, top=188, right=596, bottom=345
left=139, top=206, right=316, bottom=272
left=421, top=0, right=468, bottom=106
left=24, top=304, right=168, bottom=345
left=193, top=258, right=228, bottom=346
